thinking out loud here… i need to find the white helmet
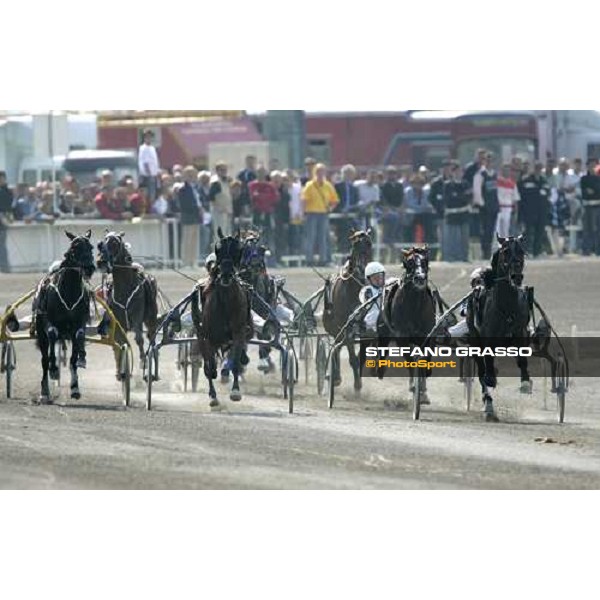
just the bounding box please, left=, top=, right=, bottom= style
left=470, top=267, right=486, bottom=286
left=365, top=262, right=386, bottom=279
left=205, top=253, right=217, bottom=268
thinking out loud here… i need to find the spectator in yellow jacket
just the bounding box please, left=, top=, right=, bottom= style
left=302, top=163, right=339, bottom=266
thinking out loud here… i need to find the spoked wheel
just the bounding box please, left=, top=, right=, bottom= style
left=4, top=342, right=16, bottom=399
left=328, top=350, right=339, bottom=410
left=301, top=336, right=313, bottom=386
left=120, top=345, right=131, bottom=408
left=556, top=353, right=568, bottom=424
left=463, top=357, right=475, bottom=412
left=179, top=343, right=190, bottom=392
left=316, top=336, right=327, bottom=396
left=413, top=369, right=425, bottom=421
left=191, top=360, right=200, bottom=393
left=286, top=342, right=296, bottom=415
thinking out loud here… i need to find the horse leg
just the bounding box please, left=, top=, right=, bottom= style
left=229, top=343, right=243, bottom=402
left=348, top=342, right=362, bottom=393
left=477, top=357, right=499, bottom=423
left=134, top=326, right=145, bottom=372
left=75, top=328, right=87, bottom=369
left=221, top=350, right=231, bottom=384
left=203, top=345, right=219, bottom=408
left=47, top=325, right=59, bottom=381
left=517, top=355, right=532, bottom=394
left=333, top=347, right=342, bottom=387
left=39, top=332, right=52, bottom=404
left=70, top=335, right=81, bottom=400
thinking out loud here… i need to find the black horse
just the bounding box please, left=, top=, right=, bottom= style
left=323, top=228, right=373, bottom=391
left=379, top=247, right=438, bottom=404
left=96, top=231, right=159, bottom=374
left=34, top=230, right=96, bottom=404
left=469, top=235, right=531, bottom=422
left=192, top=228, right=253, bottom=408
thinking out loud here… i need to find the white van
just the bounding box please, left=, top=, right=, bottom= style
left=18, top=150, right=139, bottom=187
left=19, top=156, right=66, bottom=187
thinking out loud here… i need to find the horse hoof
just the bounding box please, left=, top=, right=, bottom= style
left=39, top=395, right=53, bottom=405
left=421, top=394, right=431, bottom=406
left=485, top=413, right=500, bottom=423
left=230, top=390, right=242, bottom=402
left=49, top=369, right=60, bottom=381
left=77, top=359, right=87, bottom=369
left=71, top=391, right=81, bottom=400
left=520, top=381, right=533, bottom=395
left=209, top=398, right=220, bottom=409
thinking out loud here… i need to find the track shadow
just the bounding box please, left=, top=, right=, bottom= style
left=57, top=403, right=125, bottom=413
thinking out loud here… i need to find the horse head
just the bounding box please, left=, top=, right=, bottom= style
left=97, top=230, right=130, bottom=274
left=348, top=228, right=373, bottom=275
left=215, top=230, right=243, bottom=284
left=402, top=246, right=430, bottom=291
left=495, top=234, right=526, bottom=287
left=64, top=230, right=96, bottom=280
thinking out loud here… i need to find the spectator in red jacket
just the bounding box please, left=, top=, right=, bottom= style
left=249, top=165, right=279, bottom=251
left=124, top=178, right=149, bottom=217
left=95, top=186, right=133, bottom=221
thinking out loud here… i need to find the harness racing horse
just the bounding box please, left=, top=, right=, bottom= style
left=468, top=234, right=531, bottom=422
left=96, top=231, right=159, bottom=374
left=192, top=228, right=253, bottom=408
left=323, top=228, right=373, bottom=391
left=33, top=230, right=96, bottom=404
left=379, top=247, right=439, bottom=404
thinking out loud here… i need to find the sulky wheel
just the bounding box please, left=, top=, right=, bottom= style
left=316, top=336, right=327, bottom=396
left=556, top=353, right=567, bottom=424
left=287, top=341, right=296, bottom=414
left=301, top=336, right=313, bottom=386
left=120, top=345, right=131, bottom=408
left=463, top=357, right=475, bottom=412
left=179, top=343, right=190, bottom=393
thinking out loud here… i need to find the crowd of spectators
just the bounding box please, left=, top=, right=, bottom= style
left=1, top=131, right=600, bottom=273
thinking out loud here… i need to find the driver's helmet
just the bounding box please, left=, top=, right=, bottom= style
left=470, top=267, right=486, bottom=288
left=205, top=253, right=217, bottom=270
left=365, top=261, right=386, bottom=281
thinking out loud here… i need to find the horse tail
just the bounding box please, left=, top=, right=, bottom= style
left=143, top=275, right=159, bottom=337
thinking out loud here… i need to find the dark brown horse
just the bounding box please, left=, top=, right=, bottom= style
left=379, top=247, right=438, bottom=403
left=34, top=230, right=96, bottom=404
left=192, top=228, right=253, bottom=408
left=96, top=231, right=159, bottom=374
left=469, top=235, right=531, bottom=422
left=323, top=228, right=373, bottom=391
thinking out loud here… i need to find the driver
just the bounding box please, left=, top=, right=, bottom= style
left=447, top=266, right=492, bottom=339
left=359, top=262, right=387, bottom=333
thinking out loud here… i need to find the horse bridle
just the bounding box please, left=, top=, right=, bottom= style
left=47, top=236, right=95, bottom=312
left=99, top=233, right=130, bottom=273
left=341, top=235, right=372, bottom=285
left=401, top=250, right=429, bottom=287
left=495, top=242, right=525, bottom=287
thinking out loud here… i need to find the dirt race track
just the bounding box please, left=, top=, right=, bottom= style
left=1, top=257, right=600, bottom=489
